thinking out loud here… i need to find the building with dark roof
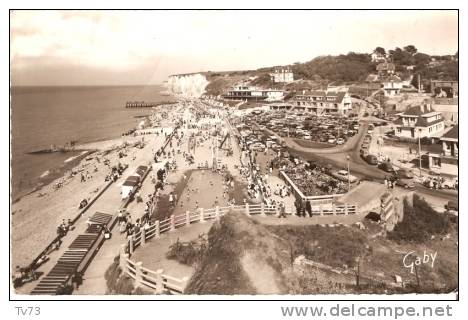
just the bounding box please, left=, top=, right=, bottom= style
left=426, top=125, right=458, bottom=175
left=376, top=62, right=395, bottom=76
left=430, top=80, right=458, bottom=98
left=289, top=90, right=352, bottom=115
left=393, top=104, right=445, bottom=139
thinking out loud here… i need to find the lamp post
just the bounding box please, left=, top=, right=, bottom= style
left=346, top=155, right=351, bottom=192
left=418, top=128, right=422, bottom=177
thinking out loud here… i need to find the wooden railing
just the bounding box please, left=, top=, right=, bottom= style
left=119, top=201, right=357, bottom=294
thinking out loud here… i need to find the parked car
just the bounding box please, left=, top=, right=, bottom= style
left=395, top=169, right=414, bottom=179
left=331, top=170, right=359, bottom=183
left=365, top=154, right=378, bottom=165
left=378, top=162, right=395, bottom=173
left=395, top=178, right=415, bottom=189
left=441, top=179, right=458, bottom=189
left=445, top=200, right=459, bottom=212
left=328, top=137, right=336, bottom=144
left=336, top=138, right=345, bottom=145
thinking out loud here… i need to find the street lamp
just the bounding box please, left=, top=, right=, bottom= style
left=418, top=128, right=422, bottom=177
left=346, top=155, right=351, bottom=192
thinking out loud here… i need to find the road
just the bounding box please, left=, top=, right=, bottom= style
left=283, top=121, right=458, bottom=204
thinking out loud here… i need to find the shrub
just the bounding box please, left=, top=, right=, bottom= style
left=166, top=235, right=208, bottom=266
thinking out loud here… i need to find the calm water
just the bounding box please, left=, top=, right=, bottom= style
left=11, top=85, right=174, bottom=199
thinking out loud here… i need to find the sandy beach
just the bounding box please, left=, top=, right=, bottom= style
left=11, top=105, right=177, bottom=269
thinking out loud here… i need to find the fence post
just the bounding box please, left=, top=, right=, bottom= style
left=119, top=245, right=127, bottom=271
left=332, top=204, right=336, bottom=215
left=121, top=253, right=129, bottom=274
left=155, top=269, right=164, bottom=294
left=215, top=206, right=220, bottom=220
left=135, top=261, right=143, bottom=287
left=185, top=210, right=191, bottom=226
left=127, top=235, right=134, bottom=255
left=141, top=228, right=146, bottom=246
left=319, top=205, right=323, bottom=216
left=345, top=205, right=349, bottom=215
left=170, top=214, right=175, bottom=232
left=181, top=276, right=189, bottom=293
left=245, top=203, right=250, bottom=216
left=275, top=205, right=280, bottom=217
left=200, top=208, right=205, bottom=223
left=154, top=220, right=160, bottom=238
left=260, top=202, right=266, bottom=216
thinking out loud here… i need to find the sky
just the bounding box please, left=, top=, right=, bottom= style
left=10, top=10, right=458, bottom=86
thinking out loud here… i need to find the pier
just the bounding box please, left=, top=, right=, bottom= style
left=125, top=101, right=178, bottom=108
left=125, top=101, right=158, bottom=108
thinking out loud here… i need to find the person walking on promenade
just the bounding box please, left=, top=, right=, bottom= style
left=169, top=192, right=174, bottom=207
left=305, top=200, right=312, bottom=217
left=278, top=202, right=287, bottom=218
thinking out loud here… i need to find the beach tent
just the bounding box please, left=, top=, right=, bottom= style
left=121, top=178, right=138, bottom=199
left=126, top=175, right=140, bottom=183
left=135, top=165, right=148, bottom=178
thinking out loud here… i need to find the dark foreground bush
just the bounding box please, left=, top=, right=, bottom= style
left=388, top=194, right=451, bottom=243
left=104, top=255, right=135, bottom=294
left=166, top=234, right=208, bottom=266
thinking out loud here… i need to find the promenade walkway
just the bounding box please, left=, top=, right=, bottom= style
left=75, top=132, right=167, bottom=295
left=18, top=131, right=166, bottom=295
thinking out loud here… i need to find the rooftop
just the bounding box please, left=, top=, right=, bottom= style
left=403, top=105, right=436, bottom=116
left=441, top=125, right=458, bottom=140
left=294, top=90, right=347, bottom=103
left=376, top=62, right=395, bottom=71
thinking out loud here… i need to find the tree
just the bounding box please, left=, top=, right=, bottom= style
left=404, top=45, right=418, bottom=55
left=413, top=53, right=431, bottom=69
left=374, top=47, right=386, bottom=56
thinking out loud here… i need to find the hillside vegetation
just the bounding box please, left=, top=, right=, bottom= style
left=199, top=46, right=457, bottom=95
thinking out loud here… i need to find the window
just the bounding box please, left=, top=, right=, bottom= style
left=397, top=128, right=402, bottom=133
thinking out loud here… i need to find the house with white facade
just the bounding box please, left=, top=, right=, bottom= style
left=382, top=76, right=403, bottom=96
left=270, top=68, right=294, bottom=83
left=290, top=90, right=352, bottom=115
left=223, top=85, right=285, bottom=101
left=426, top=125, right=458, bottom=175
left=371, top=51, right=387, bottom=63
left=393, top=104, right=445, bottom=140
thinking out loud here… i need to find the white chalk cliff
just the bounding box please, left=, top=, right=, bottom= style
left=166, top=73, right=209, bottom=97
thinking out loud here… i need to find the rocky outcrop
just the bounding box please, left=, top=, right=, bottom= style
left=380, top=191, right=413, bottom=231
left=166, top=73, right=209, bottom=97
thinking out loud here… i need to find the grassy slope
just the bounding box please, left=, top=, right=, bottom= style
left=186, top=195, right=457, bottom=294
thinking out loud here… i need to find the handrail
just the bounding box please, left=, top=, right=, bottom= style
left=119, top=200, right=359, bottom=294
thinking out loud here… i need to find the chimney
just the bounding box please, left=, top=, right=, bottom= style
left=420, top=104, right=424, bottom=113
left=302, top=90, right=306, bottom=95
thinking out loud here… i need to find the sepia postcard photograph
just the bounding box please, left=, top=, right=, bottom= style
left=9, top=8, right=459, bottom=305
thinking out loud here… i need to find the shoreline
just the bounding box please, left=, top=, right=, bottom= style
left=11, top=95, right=183, bottom=204
left=11, top=99, right=183, bottom=268
left=12, top=121, right=154, bottom=203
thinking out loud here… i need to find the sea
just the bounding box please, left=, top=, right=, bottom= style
left=11, top=85, right=175, bottom=201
